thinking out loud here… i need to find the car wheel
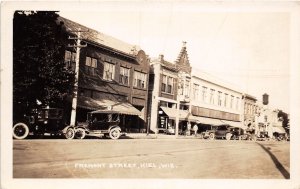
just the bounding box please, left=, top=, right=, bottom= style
left=225, top=133, right=232, bottom=140
left=109, top=128, right=121, bottom=140
left=13, top=123, right=29, bottom=140
left=65, top=127, right=75, bottom=139
left=75, top=128, right=86, bottom=139
left=209, top=133, right=215, bottom=140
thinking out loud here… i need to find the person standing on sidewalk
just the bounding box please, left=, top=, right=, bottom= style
left=193, top=124, right=198, bottom=137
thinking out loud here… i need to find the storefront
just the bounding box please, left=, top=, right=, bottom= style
left=157, top=106, right=189, bottom=134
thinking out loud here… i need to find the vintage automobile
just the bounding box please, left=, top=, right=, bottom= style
left=207, top=125, right=240, bottom=140
left=65, top=110, right=124, bottom=140
left=12, top=107, right=73, bottom=139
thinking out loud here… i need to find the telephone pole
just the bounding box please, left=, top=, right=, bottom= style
left=68, top=30, right=87, bottom=126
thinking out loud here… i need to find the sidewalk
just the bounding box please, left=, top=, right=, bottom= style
left=124, top=133, right=203, bottom=139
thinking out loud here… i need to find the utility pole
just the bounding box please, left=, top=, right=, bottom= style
left=68, top=30, right=87, bottom=126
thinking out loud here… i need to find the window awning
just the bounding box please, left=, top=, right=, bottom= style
left=77, top=96, right=141, bottom=116
left=160, top=107, right=189, bottom=120
left=188, top=115, right=223, bottom=125
left=272, top=126, right=286, bottom=134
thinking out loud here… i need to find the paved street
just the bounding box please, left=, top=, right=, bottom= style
left=13, top=138, right=290, bottom=179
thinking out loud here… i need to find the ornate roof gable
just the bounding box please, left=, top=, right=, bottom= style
left=175, top=41, right=191, bottom=73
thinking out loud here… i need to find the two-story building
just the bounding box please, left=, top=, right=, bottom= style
left=243, top=93, right=259, bottom=135
left=58, top=17, right=150, bottom=133
left=256, top=94, right=286, bottom=138
left=190, top=69, right=245, bottom=133
left=148, top=42, right=192, bottom=134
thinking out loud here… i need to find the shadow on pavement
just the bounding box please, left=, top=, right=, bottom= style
left=256, top=142, right=290, bottom=179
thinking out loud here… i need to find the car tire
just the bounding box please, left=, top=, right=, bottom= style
left=109, top=128, right=121, bottom=140
left=13, top=123, right=29, bottom=140
left=75, top=128, right=86, bottom=139
left=225, top=133, right=232, bottom=140
left=65, top=127, right=75, bottom=140
left=209, top=133, right=215, bottom=140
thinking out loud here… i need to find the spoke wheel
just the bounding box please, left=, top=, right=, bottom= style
left=209, top=133, right=215, bottom=140
left=109, top=128, right=121, bottom=140
left=65, top=127, right=75, bottom=139
left=13, top=123, right=29, bottom=140
left=75, top=128, right=86, bottom=139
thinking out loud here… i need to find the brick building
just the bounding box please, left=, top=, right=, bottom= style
left=58, top=17, right=150, bottom=133
left=148, top=42, right=192, bottom=134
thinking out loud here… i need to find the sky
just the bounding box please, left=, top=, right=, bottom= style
left=59, top=2, right=291, bottom=112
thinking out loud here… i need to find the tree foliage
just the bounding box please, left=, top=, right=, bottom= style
left=13, top=11, right=75, bottom=114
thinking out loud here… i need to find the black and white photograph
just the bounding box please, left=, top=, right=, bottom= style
left=1, top=1, right=300, bottom=189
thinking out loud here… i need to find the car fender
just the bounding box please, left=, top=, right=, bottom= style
left=108, top=125, right=121, bottom=132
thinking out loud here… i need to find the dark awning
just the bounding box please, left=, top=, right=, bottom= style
left=77, top=96, right=141, bottom=116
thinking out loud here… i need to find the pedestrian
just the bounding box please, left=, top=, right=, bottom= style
left=193, top=124, right=198, bottom=137
left=186, top=122, right=191, bottom=136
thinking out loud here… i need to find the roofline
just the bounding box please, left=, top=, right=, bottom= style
left=82, top=38, right=137, bottom=60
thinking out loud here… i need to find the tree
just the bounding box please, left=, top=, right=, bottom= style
left=13, top=11, right=75, bottom=118
left=278, top=110, right=289, bottom=133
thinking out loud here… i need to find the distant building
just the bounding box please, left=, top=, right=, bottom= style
left=58, top=16, right=150, bottom=133
left=243, top=93, right=259, bottom=134
left=256, top=94, right=286, bottom=138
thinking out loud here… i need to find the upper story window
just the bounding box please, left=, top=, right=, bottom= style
left=161, top=75, right=167, bottom=92
left=202, top=86, right=207, bottom=102
left=103, top=62, right=115, bottom=81
left=85, top=56, right=97, bottom=76
left=134, top=71, right=147, bottom=89
left=218, top=91, right=222, bottom=106
left=167, top=77, right=174, bottom=94
left=210, top=89, right=215, bottom=104
left=161, top=75, right=174, bottom=94
left=230, top=95, right=234, bottom=109
left=64, top=50, right=76, bottom=71
left=119, top=67, right=130, bottom=86
left=236, top=97, right=240, bottom=110
left=224, top=93, right=228, bottom=107
left=184, top=80, right=190, bottom=97
left=193, top=84, right=199, bottom=100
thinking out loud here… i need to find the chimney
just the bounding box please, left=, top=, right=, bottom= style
left=159, top=54, right=164, bottom=62
left=263, top=93, right=269, bottom=105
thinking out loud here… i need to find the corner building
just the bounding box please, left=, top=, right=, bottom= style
left=58, top=17, right=150, bottom=133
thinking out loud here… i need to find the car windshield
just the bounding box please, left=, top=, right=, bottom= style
left=38, top=108, right=63, bottom=119
left=90, top=113, right=120, bottom=122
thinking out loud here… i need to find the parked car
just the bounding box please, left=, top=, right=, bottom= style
left=65, top=110, right=124, bottom=140
left=209, top=125, right=240, bottom=140
left=12, top=107, right=72, bottom=139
